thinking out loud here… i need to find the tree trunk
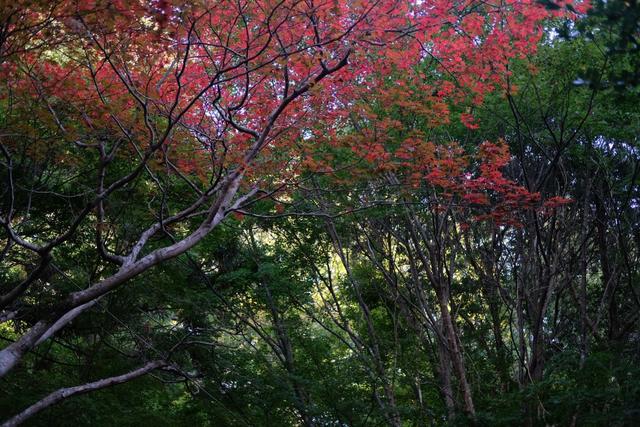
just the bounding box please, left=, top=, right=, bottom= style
left=436, top=327, right=456, bottom=418
left=437, top=286, right=475, bottom=417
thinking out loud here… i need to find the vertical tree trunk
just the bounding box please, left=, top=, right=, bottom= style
left=437, top=285, right=475, bottom=417
left=437, top=328, right=456, bottom=418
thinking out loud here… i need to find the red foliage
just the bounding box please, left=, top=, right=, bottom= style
left=1, top=0, right=585, bottom=212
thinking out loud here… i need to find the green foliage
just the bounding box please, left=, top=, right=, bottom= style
left=2, top=6, right=640, bottom=427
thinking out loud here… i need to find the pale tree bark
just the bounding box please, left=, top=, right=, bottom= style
left=0, top=47, right=352, bottom=379
left=2, top=360, right=167, bottom=427
left=0, top=0, right=361, bottom=381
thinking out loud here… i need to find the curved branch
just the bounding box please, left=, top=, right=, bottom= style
left=2, top=360, right=167, bottom=427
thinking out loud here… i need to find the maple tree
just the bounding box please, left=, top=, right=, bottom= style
left=0, top=0, right=592, bottom=423
left=285, top=72, right=575, bottom=419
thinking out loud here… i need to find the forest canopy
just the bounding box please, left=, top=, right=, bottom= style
left=0, top=0, right=639, bottom=425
